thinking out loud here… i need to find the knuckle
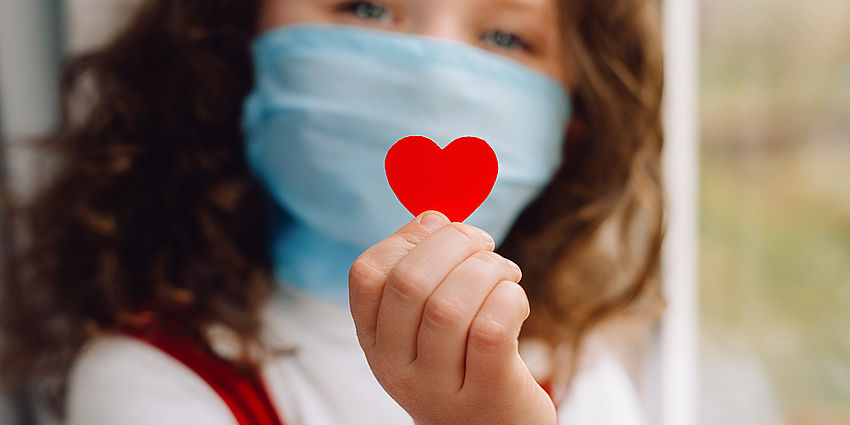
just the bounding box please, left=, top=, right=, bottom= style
left=499, top=280, right=530, bottom=317
left=456, top=222, right=495, bottom=247
left=349, top=256, right=384, bottom=287
left=423, top=296, right=466, bottom=328
left=473, top=250, right=501, bottom=263
left=468, top=250, right=505, bottom=270
left=444, top=222, right=493, bottom=248
left=386, top=261, right=431, bottom=302
left=469, top=316, right=513, bottom=348
left=513, top=283, right=531, bottom=318
left=442, top=222, right=474, bottom=243
left=467, top=252, right=521, bottom=282
left=388, top=233, right=419, bottom=251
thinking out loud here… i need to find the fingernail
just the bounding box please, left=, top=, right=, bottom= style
left=420, top=211, right=449, bottom=233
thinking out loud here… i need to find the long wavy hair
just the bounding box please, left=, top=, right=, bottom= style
left=0, top=0, right=664, bottom=413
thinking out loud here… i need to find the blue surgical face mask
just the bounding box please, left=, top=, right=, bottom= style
left=242, top=24, right=571, bottom=305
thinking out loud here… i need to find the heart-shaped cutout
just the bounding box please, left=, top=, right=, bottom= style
left=385, top=136, right=498, bottom=223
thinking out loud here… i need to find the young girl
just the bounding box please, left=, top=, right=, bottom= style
left=1, top=0, right=664, bottom=424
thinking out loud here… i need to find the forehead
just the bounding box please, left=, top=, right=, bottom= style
left=269, top=0, right=562, bottom=23
left=418, top=0, right=558, bottom=8
left=466, top=0, right=559, bottom=11
left=301, top=0, right=561, bottom=14
left=405, top=0, right=560, bottom=16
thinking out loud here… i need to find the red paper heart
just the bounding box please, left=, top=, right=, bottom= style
left=385, top=136, right=498, bottom=223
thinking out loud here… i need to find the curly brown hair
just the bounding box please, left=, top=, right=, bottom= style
left=1, top=0, right=664, bottom=414
left=503, top=0, right=666, bottom=372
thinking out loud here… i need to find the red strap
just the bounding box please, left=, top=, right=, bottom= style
left=123, top=321, right=555, bottom=423
left=538, top=378, right=560, bottom=408
left=124, top=327, right=284, bottom=425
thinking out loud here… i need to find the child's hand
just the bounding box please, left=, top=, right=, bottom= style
left=348, top=211, right=556, bottom=425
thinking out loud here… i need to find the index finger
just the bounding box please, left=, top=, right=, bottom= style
left=348, top=210, right=450, bottom=350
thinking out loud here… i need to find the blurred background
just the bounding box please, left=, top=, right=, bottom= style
left=698, top=0, right=850, bottom=424
left=1, top=0, right=848, bottom=424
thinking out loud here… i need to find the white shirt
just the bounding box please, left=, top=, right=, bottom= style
left=65, top=286, right=646, bottom=425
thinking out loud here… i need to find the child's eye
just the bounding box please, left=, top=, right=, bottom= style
left=338, top=1, right=394, bottom=23
left=481, top=30, right=531, bottom=52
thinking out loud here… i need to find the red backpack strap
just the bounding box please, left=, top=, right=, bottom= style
left=124, top=326, right=284, bottom=425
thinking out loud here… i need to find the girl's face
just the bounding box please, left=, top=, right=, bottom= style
left=259, top=0, right=568, bottom=86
